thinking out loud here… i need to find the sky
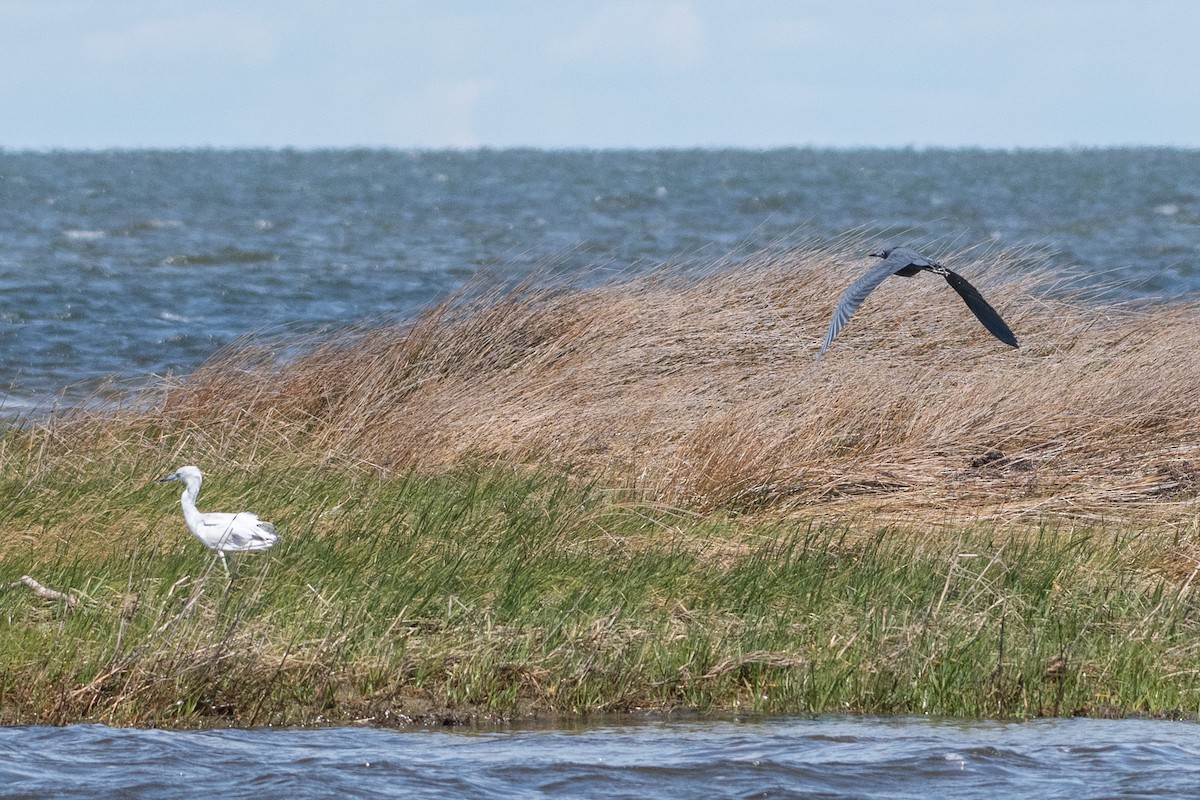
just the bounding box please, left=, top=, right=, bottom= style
left=3, top=0, right=1199, bottom=150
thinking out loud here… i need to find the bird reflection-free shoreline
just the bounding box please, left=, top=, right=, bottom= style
left=5, top=243, right=1200, bottom=728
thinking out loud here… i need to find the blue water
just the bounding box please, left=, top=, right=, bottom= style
left=2, top=148, right=1198, bottom=410
left=2, top=716, right=1199, bottom=798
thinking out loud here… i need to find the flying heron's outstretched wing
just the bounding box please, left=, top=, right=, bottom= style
left=941, top=270, right=1020, bottom=348
left=816, top=252, right=914, bottom=359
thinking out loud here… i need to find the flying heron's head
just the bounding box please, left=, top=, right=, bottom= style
left=868, top=248, right=893, bottom=259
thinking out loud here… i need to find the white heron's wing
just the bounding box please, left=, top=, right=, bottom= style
left=197, top=512, right=279, bottom=552
left=816, top=254, right=912, bottom=359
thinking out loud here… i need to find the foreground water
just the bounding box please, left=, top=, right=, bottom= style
left=2, top=716, right=1198, bottom=798
left=2, top=148, right=1199, bottom=409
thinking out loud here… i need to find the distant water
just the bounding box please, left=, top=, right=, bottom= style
left=3, top=716, right=1200, bottom=798
left=1, top=148, right=1198, bottom=410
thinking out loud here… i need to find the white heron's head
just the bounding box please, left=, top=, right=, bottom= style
left=158, top=465, right=203, bottom=488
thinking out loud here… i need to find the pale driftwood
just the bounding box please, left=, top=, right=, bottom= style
left=9, top=575, right=79, bottom=609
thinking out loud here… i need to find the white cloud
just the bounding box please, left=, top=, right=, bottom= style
left=388, top=79, right=495, bottom=148
left=552, top=0, right=706, bottom=70
left=84, top=11, right=275, bottom=65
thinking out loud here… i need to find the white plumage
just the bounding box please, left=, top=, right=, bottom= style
left=157, top=465, right=278, bottom=573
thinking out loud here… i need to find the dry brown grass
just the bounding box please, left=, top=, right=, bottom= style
left=95, top=240, right=1200, bottom=525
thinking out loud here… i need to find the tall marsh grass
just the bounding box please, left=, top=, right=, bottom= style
left=4, top=240, right=1200, bottom=726
left=3, top=467, right=1199, bottom=726
left=57, top=238, right=1199, bottom=523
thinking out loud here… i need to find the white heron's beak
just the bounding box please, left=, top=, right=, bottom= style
left=156, top=473, right=180, bottom=483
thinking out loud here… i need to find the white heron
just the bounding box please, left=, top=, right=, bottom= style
left=817, top=246, right=1020, bottom=359
left=157, top=465, right=279, bottom=574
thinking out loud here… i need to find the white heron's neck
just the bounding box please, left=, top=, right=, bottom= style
left=179, top=478, right=204, bottom=535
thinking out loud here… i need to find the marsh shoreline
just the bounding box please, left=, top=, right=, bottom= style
left=4, top=244, right=1200, bottom=728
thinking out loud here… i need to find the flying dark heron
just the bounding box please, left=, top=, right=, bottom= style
left=816, top=246, right=1019, bottom=359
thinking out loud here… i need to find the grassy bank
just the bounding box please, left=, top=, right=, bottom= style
left=5, top=464, right=1200, bottom=727
left=4, top=242, right=1200, bottom=727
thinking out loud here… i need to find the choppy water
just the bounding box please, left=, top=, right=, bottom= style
left=2, top=716, right=1199, bottom=798
left=2, top=148, right=1199, bottom=410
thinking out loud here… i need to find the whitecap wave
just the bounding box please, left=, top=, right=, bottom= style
left=63, top=229, right=106, bottom=241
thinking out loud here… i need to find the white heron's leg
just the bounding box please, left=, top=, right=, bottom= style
left=217, top=550, right=229, bottom=576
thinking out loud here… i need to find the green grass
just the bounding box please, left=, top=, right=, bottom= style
left=3, top=458, right=1199, bottom=727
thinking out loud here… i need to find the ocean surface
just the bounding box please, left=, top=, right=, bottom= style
left=1, top=148, right=1198, bottom=411
left=3, top=716, right=1200, bottom=799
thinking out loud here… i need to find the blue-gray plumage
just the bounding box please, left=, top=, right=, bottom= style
left=816, top=247, right=1019, bottom=359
